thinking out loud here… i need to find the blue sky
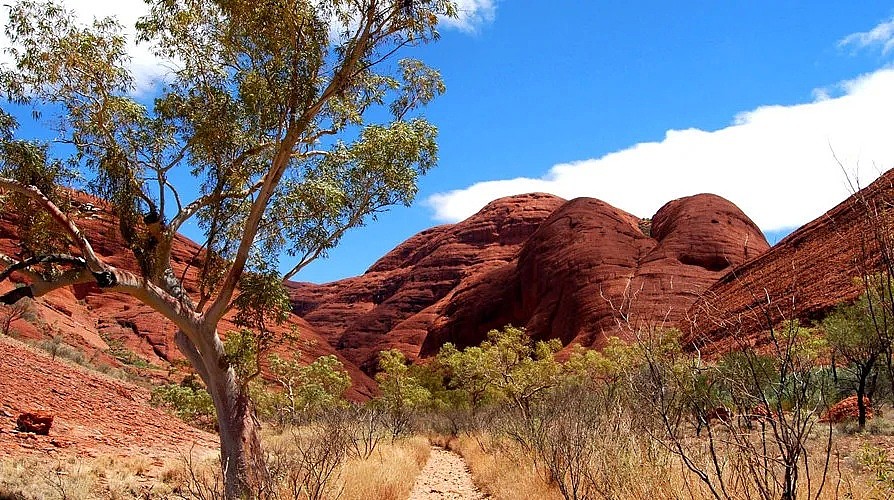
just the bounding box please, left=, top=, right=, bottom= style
left=4, top=2, right=894, bottom=283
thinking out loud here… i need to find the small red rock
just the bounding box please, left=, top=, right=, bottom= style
left=16, top=411, right=54, bottom=435
left=819, top=395, right=873, bottom=423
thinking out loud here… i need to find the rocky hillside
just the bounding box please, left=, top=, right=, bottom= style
left=290, top=192, right=770, bottom=371
left=0, top=193, right=377, bottom=398
left=0, top=335, right=217, bottom=462
left=686, top=170, right=894, bottom=349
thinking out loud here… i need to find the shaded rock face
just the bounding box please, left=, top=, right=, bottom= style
left=290, top=192, right=768, bottom=371
left=685, top=171, right=894, bottom=350
left=287, top=193, right=567, bottom=372
left=16, top=411, right=53, bottom=435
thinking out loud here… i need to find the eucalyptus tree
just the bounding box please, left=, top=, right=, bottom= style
left=0, top=0, right=454, bottom=496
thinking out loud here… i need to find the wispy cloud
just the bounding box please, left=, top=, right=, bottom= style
left=441, top=0, right=497, bottom=32
left=839, top=17, right=894, bottom=54
left=0, top=1, right=165, bottom=94
left=427, top=68, right=894, bottom=232
left=2, top=0, right=497, bottom=94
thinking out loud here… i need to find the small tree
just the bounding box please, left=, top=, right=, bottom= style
left=823, top=290, right=889, bottom=430
left=0, top=1, right=455, bottom=496
left=0, top=296, right=31, bottom=336
left=266, top=353, right=351, bottom=424
left=375, top=349, right=432, bottom=438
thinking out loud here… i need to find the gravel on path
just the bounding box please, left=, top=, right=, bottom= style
left=407, top=446, right=488, bottom=500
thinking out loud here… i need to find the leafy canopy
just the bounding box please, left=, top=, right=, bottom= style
left=0, top=0, right=452, bottom=315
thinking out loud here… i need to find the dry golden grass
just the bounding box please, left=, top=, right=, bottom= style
left=445, top=431, right=886, bottom=500
left=0, top=432, right=428, bottom=499
left=0, top=454, right=172, bottom=499
left=1, top=425, right=888, bottom=499
left=446, top=434, right=561, bottom=500
left=339, top=435, right=430, bottom=500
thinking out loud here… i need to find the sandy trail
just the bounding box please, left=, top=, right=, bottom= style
left=408, top=446, right=488, bottom=499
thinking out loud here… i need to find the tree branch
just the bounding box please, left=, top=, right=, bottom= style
left=0, top=267, right=94, bottom=305
left=0, top=178, right=105, bottom=273
left=0, top=253, right=87, bottom=283
left=169, top=179, right=265, bottom=233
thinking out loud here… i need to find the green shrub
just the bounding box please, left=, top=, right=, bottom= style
left=150, top=381, right=216, bottom=429
left=857, top=442, right=894, bottom=494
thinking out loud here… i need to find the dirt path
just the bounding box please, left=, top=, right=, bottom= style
left=408, top=446, right=488, bottom=499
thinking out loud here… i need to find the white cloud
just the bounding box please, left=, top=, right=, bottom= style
left=0, top=0, right=164, bottom=94
left=441, top=0, right=496, bottom=32
left=839, top=17, right=894, bottom=54
left=2, top=0, right=497, bottom=94
left=426, top=68, right=894, bottom=232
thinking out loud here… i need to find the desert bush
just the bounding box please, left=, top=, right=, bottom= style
left=341, top=404, right=388, bottom=460
left=177, top=417, right=359, bottom=500
left=855, top=441, right=894, bottom=496
left=150, top=378, right=216, bottom=429
left=633, top=322, right=834, bottom=500
left=375, top=349, right=433, bottom=439
left=102, top=335, right=151, bottom=369
left=824, top=291, right=890, bottom=430
left=36, top=334, right=67, bottom=362
left=265, top=421, right=350, bottom=500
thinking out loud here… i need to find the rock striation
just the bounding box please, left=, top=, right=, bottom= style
left=685, top=170, right=894, bottom=350
left=290, top=192, right=769, bottom=371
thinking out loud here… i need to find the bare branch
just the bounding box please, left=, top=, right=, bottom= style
left=169, top=179, right=265, bottom=232
left=0, top=177, right=105, bottom=273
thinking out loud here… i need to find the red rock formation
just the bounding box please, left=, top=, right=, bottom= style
left=0, top=193, right=377, bottom=398
left=290, top=192, right=768, bottom=371
left=423, top=193, right=768, bottom=354
left=287, top=193, right=566, bottom=371
left=16, top=411, right=53, bottom=435
left=685, top=170, right=894, bottom=350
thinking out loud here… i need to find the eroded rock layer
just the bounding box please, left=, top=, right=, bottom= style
left=685, top=171, right=894, bottom=350
left=290, top=192, right=769, bottom=371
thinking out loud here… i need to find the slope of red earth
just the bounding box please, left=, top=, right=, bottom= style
left=290, top=192, right=769, bottom=371
left=0, top=192, right=376, bottom=398
left=0, top=335, right=216, bottom=464
left=686, top=170, right=894, bottom=350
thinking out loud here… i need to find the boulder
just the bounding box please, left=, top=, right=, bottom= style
left=16, top=411, right=53, bottom=435
left=819, top=395, right=873, bottom=423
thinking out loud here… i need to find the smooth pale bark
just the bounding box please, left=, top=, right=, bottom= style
left=206, top=354, right=264, bottom=498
